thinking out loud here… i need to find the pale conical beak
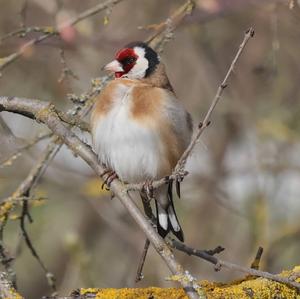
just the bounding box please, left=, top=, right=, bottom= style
left=103, top=60, right=124, bottom=72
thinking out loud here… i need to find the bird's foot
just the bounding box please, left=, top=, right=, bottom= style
left=142, top=179, right=154, bottom=202
left=173, top=170, right=188, bottom=198
left=101, top=169, right=118, bottom=191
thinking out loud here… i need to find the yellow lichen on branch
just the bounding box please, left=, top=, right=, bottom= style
left=80, top=267, right=300, bottom=299
left=0, top=272, right=24, bottom=299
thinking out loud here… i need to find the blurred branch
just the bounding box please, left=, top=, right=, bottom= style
left=0, top=96, right=205, bottom=299
left=0, top=27, right=57, bottom=43
left=146, top=0, right=195, bottom=51
left=20, top=197, right=56, bottom=292
left=62, top=0, right=125, bottom=28
left=19, top=0, right=27, bottom=28
left=0, top=0, right=127, bottom=73
left=135, top=194, right=156, bottom=283
left=0, top=34, right=50, bottom=74
left=189, top=0, right=286, bottom=24
left=0, top=132, right=52, bottom=168
left=0, top=141, right=60, bottom=290
left=58, top=49, right=79, bottom=84
left=171, top=239, right=300, bottom=290
left=0, top=141, right=60, bottom=225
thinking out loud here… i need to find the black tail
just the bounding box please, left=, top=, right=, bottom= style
left=155, top=180, right=184, bottom=242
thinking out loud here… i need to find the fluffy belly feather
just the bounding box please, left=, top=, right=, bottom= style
left=92, top=85, right=165, bottom=183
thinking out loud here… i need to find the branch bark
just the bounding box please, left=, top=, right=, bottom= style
left=0, top=272, right=23, bottom=299
left=171, top=240, right=300, bottom=290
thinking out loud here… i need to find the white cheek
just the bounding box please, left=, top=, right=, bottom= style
left=127, top=58, right=148, bottom=79
left=126, top=47, right=149, bottom=79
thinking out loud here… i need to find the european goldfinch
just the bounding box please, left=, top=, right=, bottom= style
left=91, top=42, right=192, bottom=241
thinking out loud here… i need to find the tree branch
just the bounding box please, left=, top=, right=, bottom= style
left=0, top=272, right=24, bottom=299
left=0, top=96, right=204, bottom=299
left=171, top=239, right=300, bottom=290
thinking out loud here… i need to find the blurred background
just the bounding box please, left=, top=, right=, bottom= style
left=1, top=0, right=300, bottom=298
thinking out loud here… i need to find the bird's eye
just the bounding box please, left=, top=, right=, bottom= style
left=122, top=56, right=136, bottom=65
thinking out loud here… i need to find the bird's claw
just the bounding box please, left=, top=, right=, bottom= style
left=101, top=169, right=118, bottom=191
left=171, top=170, right=189, bottom=199
left=142, top=179, right=154, bottom=202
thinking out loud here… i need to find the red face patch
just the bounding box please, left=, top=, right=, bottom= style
left=114, top=48, right=138, bottom=78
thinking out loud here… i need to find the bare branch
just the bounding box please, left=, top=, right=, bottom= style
left=171, top=239, right=300, bottom=290
left=0, top=141, right=60, bottom=290
left=0, top=96, right=205, bottom=299
left=58, top=49, right=79, bottom=84
left=20, top=198, right=56, bottom=291
left=64, top=0, right=126, bottom=28
left=0, top=132, right=52, bottom=168
left=173, top=27, right=255, bottom=175
left=147, top=0, right=195, bottom=51
left=135, top=239, right=150, bottom=283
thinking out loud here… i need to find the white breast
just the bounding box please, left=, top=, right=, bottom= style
left=92, top=83, right=163, bottom=183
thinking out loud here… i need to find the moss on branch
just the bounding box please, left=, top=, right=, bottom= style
left=80, top=266, right=300, bottom=299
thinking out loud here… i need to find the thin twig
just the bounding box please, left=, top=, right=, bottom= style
left=171, top=239, right=300, bottom=290
left=0, top=0, right=127, bottom=73
left=173, top=27, right=255, bottom=175
left=135, top=194, right=156, bottom=283
left=19, top=0, right=28, bottom=29
left=20, top=199, right=56, bottom=291
left=58, top=49, right=79, bottom=84
left=135, top=239, right=150, bottom=283
left=0, top=141, right=60, bottom=290
left=0, top=132, right=52, bottom=168
left=63, top=0, right=126, bottom=28
left=146, top=0, right=195, bottom=47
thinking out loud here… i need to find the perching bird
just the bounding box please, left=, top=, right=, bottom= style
left=91, top=42, right=192, bottom=241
